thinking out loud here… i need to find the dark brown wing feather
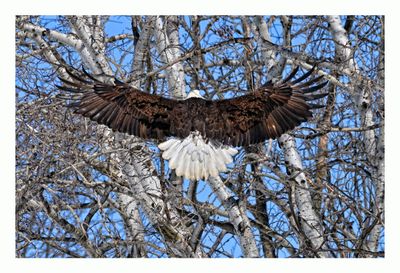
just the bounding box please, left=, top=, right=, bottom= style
left=57, top=70, right=178, bottom=140
left=57, top=66, right=327, bottom=146
left=208, top=66, right=328, bottom=146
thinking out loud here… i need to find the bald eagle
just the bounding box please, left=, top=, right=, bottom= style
left=57, top=66, right=328, bottom=180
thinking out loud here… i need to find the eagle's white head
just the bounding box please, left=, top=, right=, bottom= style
left=186, top=89, right=203, bottom=99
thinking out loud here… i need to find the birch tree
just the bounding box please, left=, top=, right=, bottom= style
left=16, top=15, right=384, bottom=258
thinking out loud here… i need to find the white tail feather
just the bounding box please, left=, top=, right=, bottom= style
left=210, top=146, right=226, bottom=171
left=158, top=132, right=238, bottom=180
left=160, top=139, right=181, bottom=159
left=157, top=138, right=177, bottom=150
left=220, top=149, right=233, bottom=163
left=170, top=147, right=185, bottom=169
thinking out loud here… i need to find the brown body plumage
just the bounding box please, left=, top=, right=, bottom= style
left=57, top=66, right=328, bottom=147
left=57, top=66, right=327, bottom=180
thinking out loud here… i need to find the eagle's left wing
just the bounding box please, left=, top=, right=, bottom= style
left=56, top=69, right=181, bottom=140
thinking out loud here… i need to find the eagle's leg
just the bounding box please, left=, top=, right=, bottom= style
left=158, top=131, right=238, bottom=180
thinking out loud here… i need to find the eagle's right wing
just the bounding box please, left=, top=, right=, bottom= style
left=205, top=66, right=328, bottom=146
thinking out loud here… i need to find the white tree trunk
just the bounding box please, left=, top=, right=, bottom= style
left=153, top=16, right=186, bottom=99
left=208, top=177, right=259, bottom=257
left=130, top=16, right=154, bottom=86
left=327, top=15, right=384, bottom=255
left=255, top=16, right=332, bottom=257
left=279, top=135, right=331, bottom=257
left=115, top=193, right=146, bottom=257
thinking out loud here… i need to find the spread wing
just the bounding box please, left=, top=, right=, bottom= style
left=57, top=69, right=179, bottom=140
left=57, top=66, right=328, bottom=146
left=205, top=66, right=328, bottom=146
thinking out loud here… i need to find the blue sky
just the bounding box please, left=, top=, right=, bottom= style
left=3, top=0, right=399, bottom=270
left=14, top=15, right=385, bottom=259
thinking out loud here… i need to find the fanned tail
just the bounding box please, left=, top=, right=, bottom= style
left=158, top=132, right=238, bottom=180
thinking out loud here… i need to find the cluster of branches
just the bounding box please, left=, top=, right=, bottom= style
left=15, top=15, right=384, bottom=258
